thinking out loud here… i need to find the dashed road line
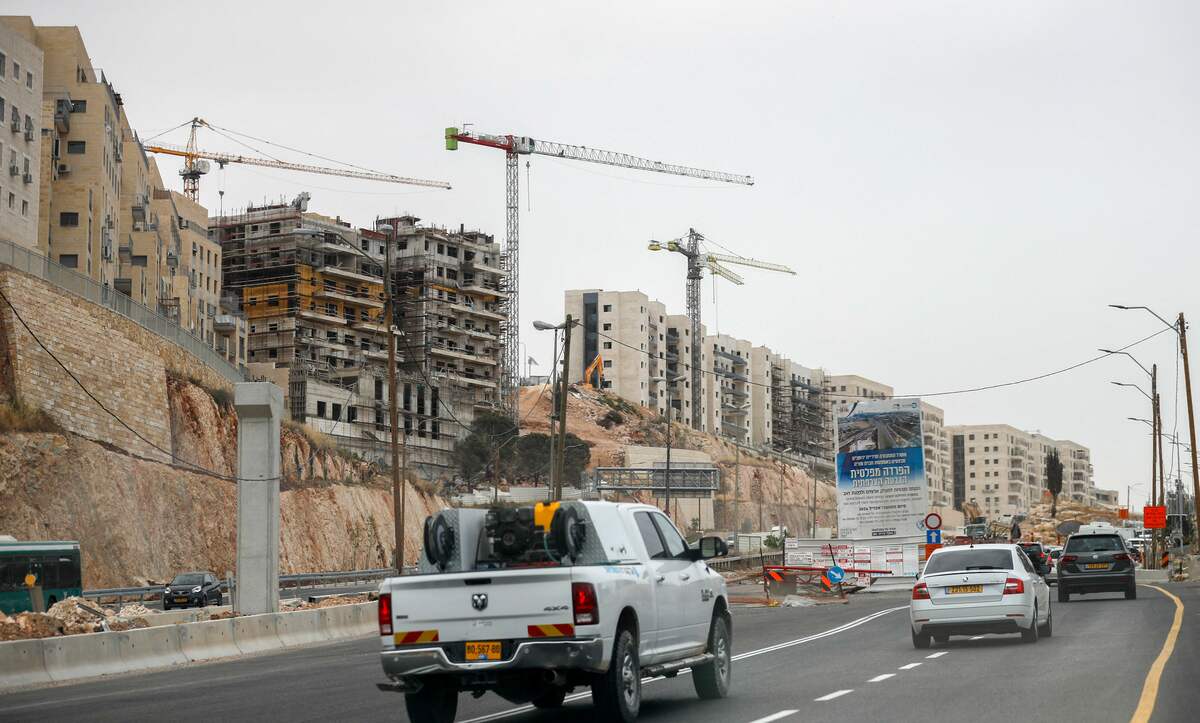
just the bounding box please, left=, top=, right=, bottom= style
left=899, top=662, right=922, bottom=670
left=815, top=689, right=853, bottom=702
left=747, top=710, right=799, bottom=723
left=867, top=673, right=895, bottom=682
left=926, top=651, right=948, bottom=659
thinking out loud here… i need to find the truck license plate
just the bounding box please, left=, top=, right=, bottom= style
left=465, top=641, right=501, bottom=661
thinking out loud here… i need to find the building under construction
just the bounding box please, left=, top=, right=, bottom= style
left=210, top=194, right=507, bottom=475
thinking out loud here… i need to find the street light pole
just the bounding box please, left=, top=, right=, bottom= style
left=381, top=222, right=403, bottom=574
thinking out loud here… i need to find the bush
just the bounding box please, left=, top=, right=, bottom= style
left=763, top=533, right=782, bottom=550
left=0, top=397, right=61, bottom=433
left=597, top=409, right=624, bottom=429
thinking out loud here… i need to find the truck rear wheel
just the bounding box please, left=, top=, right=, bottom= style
left=692, top=615, right=731, bottom=700
left=404, top=680, right=458, bottom=723
left=592, top=627, right=640, bottom=723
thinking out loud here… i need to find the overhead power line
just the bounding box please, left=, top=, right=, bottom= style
left=594, top=326, right=1175, bottom=401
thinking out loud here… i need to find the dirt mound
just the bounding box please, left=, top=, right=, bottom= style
left=0, top=611, right=64, bottom=640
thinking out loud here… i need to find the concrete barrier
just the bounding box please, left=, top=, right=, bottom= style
left=42, top=630, right=125, bottom=682
left=276, top=609, right=329, bottom=647
left=143, top=605, right=232, bottom=628
left=233, top=613, right=284, bottom=655
left=178, top=619, right=240, bottom=662
left=119, top=625, right=188, bottom=672
left=0, top=638, right=52, bottom=690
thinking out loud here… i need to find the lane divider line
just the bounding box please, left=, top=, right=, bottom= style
left=1129, top=585, right=1185, bottom=723
left=747, top=710, right=799, bottom=723
left=899, top=662, right=921, bottom=670
left=867, top=673, right=895, bottom=682
left=969, top=635, right=985, bottom=640
left=459, top=605, right=908, bottom=723
left=926, top=651, right=948, bottom=659
left=815, top=689, right=853, bottom=702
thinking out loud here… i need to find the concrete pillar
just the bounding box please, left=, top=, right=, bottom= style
left=234, top=382, right=282, bottom=615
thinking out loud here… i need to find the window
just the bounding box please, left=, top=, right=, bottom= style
left=59, top=254, right=78, bottom=268
left=602, top=304, right=612, bottom=312
left=0, top=97, right=4, bottom=121
left=11, top=62, right=16, bottom=80
left=20, top=199, right=27, bottom=216
left=0, top=53, right=5, bottom=78
left=652, top=513, right=687, bottom=558
left=25, top=71, right=31, bottom=89
left=923, top=548, right=1013, bottom=574
left=67, top=141, right=85, bottom=154
left=603, top=341, right=612, bottom=349
left=132, top=255, right=147, bottom=267
left=603, top=360, right=612, bottom=368
left=634, top=512, right=667, bottom=559
left=316, top=401, right=327, bottom=417
left=72, top=100, right=87, bottom=113
left=602, top=323, right=611, bottom=331
left=332, top=403, right=342, bottom=420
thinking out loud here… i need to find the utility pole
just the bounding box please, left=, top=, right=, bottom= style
left=385, top=229, right=404, bottom=574
left=1178, top=313, right=1200, bottom=553
left=554, top=315, right=572, bottom=501
left=664, top=381, right=674, bottom=515
left=1151, top=364, right=1159, bottom=568
left=811, top=475, right=818, bottom=538
left=733, top=445, right=740, bottom=534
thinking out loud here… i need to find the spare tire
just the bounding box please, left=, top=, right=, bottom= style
left=423, top=513, right=456, bottom=570
left=550, top=506, right=587, bottom=562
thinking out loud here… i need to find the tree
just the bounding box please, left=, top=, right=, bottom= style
left=513, top=433, right=552, bottom=483
left=1045, top=450, right=1064, bottom=517
left=561, top=433, right=592, bottom=484
left=452, top=412, right=518, bottom=488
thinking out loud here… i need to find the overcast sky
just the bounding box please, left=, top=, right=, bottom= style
left=13, top=1, right=1199, bottom=506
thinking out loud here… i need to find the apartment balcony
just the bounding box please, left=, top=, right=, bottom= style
left=431, top=343, right=498, bottom=366
left=447, top=302, right=506, bottom=322
left=713, top=348, right=744, bottom=363
left=444, top=370, right=498, bottom=389
left=299, top=309, right=348, bottom=326
left=321, top=265, right=379, bottom=285
left=459, top=280, right=508, bottom=299
left=316, top=287, right=384, bottom=309
left=214, top=314, right=238, bottom=333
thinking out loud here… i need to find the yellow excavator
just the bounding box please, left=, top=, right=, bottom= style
left=582, top=354, right=604, bottom=390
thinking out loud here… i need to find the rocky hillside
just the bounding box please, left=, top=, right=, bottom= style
left=0, top=379, right=446, bottom=588
left=518, top=384, right=837, bottom=535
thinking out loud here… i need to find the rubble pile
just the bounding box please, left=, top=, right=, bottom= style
left=1022, top=500, right=1127, bottom=544
left=0, top=611, right=64, bottom=640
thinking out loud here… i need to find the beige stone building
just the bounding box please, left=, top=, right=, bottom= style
left=0, top=17, right=43, bottom=250
left=946, top=423, right=1095, bottom=519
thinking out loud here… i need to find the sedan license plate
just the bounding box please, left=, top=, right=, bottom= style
left=947, top=585, right=983, bottom=594
left=174, top=596, right=188, bottom=603
left=1085, top=563, right=1108, bottom=569
left=464, top=641, right=501, bottom=661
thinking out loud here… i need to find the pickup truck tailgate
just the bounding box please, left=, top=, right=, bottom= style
left=385, top=567, right=576, bottom=646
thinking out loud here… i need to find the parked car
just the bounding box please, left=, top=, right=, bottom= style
left=910, top=544, right=1051, bottom=648
left=162, top=571, right=223, bottom=610
left=377, top=501, right=732, bottom=722
left=1057, top=532, right=1136, bottom=602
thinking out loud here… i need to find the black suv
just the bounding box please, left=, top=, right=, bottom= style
left=163, top=571, right=223, bottom=609
left=1057, top=533, right=1136, bottom=602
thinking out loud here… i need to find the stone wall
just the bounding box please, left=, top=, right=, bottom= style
left=0, top=267, right=232, bottom=461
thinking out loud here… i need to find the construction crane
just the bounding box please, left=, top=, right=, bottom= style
left=647, top=229, right=796, bottom=429
left=146, top=118, right=451, bottom=202
left=444, top=126, right=755, bottom=421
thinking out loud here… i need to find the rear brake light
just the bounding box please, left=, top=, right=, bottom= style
left=1061, top=555, right=1077, bottom=563
left=1004, top=577, right=1024, bottom=595
left=1113, top=553, right=1130, bottom=561
left=378, top=593, right=393, bottom=636
left=912, top=582, right=930, bottom=600
left=572, top=582, right=599, bottom=626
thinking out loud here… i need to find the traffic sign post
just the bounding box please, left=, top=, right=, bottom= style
left=924, top=512, right=943, bottom=531
left=827, top=566, right=846, bottom=584
left=926, top=529, right=942, bottom=545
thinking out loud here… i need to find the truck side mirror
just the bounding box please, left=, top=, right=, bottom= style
left=699, top=536, right=728, bottom=559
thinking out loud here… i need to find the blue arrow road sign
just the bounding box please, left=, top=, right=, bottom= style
left=827, top=566, right=845, bottom=584
left=926, top=529, right=942, bottom=544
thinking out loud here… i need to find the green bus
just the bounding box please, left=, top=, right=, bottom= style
left=0, top=540, right=83, bottom=614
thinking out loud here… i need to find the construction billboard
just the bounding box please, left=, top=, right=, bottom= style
left=836, top=397, right=929, bottom=539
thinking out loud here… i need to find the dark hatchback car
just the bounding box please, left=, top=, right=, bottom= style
left=163, top=571, right=223, bottom=609
left=1056, top=533, right=1136, bottom=602
left=1018, top=542, right=1050, bottom=573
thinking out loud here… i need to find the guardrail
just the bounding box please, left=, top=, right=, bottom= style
left=708, top=551, right=783, bottom=572
left=82, top=568, right=397, bottom=605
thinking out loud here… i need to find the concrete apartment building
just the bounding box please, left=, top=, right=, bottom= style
left=0, top=18, right=43, bottom=250
left=214, top=200, right=505, bottom=472
left=945, top=424, right=1096, bottom=519
left=770, top=354, right=831, bottom=461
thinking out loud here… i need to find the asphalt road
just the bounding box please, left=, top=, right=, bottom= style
left=1, top=584, right=1193, bottom=722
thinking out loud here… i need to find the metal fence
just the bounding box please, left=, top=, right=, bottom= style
left=82, top=567, right=397, bottom=605
left=0, top=237, right=245, bottom=385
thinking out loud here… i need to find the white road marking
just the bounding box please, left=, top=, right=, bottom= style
left=926, top=651, right=948, bottom=658
left=899, top=662, right=922, bottom=670
left=868, top=673, right=895, bottom=682
left=815, top=689, right=854, bottom=702
left=970, top=635, right=985, bottom=640
left=459, top=605, right=908, bottom=723
left=747, top=710, right=799, bottom=723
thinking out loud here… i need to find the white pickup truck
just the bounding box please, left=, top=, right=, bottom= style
left=375, top=501, right=732, bottom=722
